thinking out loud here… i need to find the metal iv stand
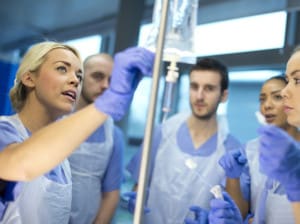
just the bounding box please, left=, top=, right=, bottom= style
left=133, top=0, right=170, bottom=223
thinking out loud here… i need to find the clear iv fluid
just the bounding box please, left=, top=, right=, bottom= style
left=144, top=0, right=199, bottom=121
left=144, top=0, right=198, bottom=64
left=162, top=81, right=176, bottom=122
left=161, top=57, right=179, bottom=122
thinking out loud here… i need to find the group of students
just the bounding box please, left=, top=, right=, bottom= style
left=125, top=46, right=300, bottom=224
left=208, top=46, right=300, bottom=224
left=0, top=40, right=300, bottom=224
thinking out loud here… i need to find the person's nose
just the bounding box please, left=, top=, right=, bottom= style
left=102, top=78, right=110, bottom=90
left=196, top=87, right=204, bottom=100
left=69, top=72, right=80, bottom=87
left=281, top=84, right=289, bottom=100
left=263, top=97, right=273, bottom=110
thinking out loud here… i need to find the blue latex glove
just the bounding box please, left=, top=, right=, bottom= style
left=258, top=125, right=300, bottom=201
left=0, top=199, right=6, bottom=221
left=122, top=191, right=150, bottom=214
left=209, top=192, right=243, bottom=224
left=219, top=149, right=247, bottom=178
left=95, top=47, right=154, bottom=121
left=184, top=205, right=208, bottom=224
left=243, top=213, right=254, bottom=224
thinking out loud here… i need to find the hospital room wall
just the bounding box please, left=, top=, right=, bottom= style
left=227, top=82, right=263, bottom=143
left=0, top=54, right=19, bottom=116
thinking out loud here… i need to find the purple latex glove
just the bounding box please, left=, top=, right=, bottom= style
left=122, top=191, right=150, bottom=214
left=0, top=200, right=6, bottom=221
left=184, top=205, right=208, bottom=224
left=243, top=213, right=254, bottom=224
left=258, top=125, right=300, bottom=201
left=209, top=191, right=243, bottom=224
left=219, top=149, right=247, bottom=178
left=95, top=47, right=154, bottom=121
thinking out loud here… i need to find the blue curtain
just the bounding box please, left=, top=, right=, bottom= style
left=0, top=60, right=18, bottom=115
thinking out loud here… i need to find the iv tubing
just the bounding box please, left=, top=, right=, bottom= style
left=162, top=56, right=179, bottom=122
left=133, top=0, right=170, bottom=223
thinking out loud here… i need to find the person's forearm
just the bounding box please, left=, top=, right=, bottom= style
left=226, top=178, right=249, bottom=218
left=292, top=202, right=300, bottom=224
left=93, top=190, right=120, bottom=224
left=0, top=104, right=107, bottom=181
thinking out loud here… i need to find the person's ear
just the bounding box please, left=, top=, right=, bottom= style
left=220, top=89, right=228, bottom=102
left=21, top=72, right=35, bottom=88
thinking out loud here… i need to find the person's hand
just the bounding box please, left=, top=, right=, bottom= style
left=184, top=205, right=208, bottom=224
left=95, top=47, right=154, bottom=121
left=218, top=149, right=247, bottom=178
left=209, top=191, right=243, bottom=224
left=122, top=191, right=150, bottom=214
left=258, top=125, right=300, bottom=201
left=243, top=213, right=254, bottom=224
left=0, top=200, right=5, bottom=220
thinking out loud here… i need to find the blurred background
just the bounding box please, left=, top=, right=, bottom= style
left=1, top=0, right=300, bottom=222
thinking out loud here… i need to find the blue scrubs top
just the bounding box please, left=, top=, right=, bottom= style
left=101, top=125, right=124, bottom=192
left=0, top=119, right=67, bottom=219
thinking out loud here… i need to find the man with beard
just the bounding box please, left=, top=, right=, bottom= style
left=68, top=53, right=124, bottom=224
left=126, top=58, right=242, bottom=224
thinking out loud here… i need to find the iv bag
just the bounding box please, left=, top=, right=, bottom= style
left=143, top=0, right=198, bottom=64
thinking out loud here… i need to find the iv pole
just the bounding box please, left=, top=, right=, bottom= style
left=133, top=0, right=170, bottom=223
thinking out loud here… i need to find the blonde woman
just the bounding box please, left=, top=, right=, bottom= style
left=0, top=41, right=154, bottom=223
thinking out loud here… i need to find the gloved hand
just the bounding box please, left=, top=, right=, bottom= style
left=243, top=213, right=254, bottom=224
left=122, top=191, right=150, bottom=214
left=209, top=191, right=243, bottom=224
left=258, top=125, right=300, bottom=201
left=0, top=200, right=5, bottom=221
left=219, top=149, right=247, bottom=178
left=184, top=205, right=208, bottom=224
left=95, top=47, right=154, bottom=121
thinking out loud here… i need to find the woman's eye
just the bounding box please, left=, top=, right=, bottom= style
left=76, top=74, right=83, bottom=83
left=294, top=78, right=300, bottom=84
left=57, top=66, right=67, bottom=73
left=273, top=94, right=283, bottom=101
left=285, top=78, right=289, bottom=83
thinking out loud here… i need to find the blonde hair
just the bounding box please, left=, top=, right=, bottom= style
left=293, top=45, right=300, bottom=54
left=9, top=41, right=81, bottom=112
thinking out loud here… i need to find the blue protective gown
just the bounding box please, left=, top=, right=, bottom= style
left=245, top=138, right=294, bottom=224
left=0, top=115, right=72, bottom=224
